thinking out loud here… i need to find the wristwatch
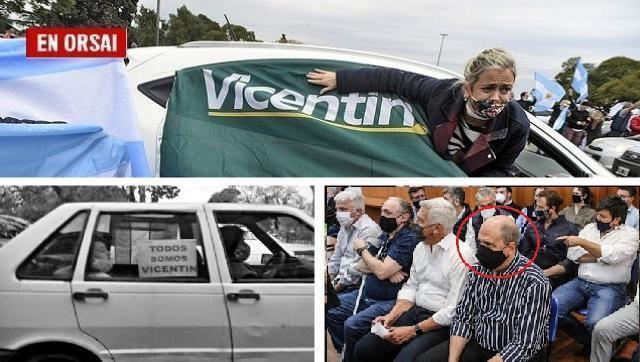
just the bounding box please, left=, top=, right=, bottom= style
left=356, top=246, right=367, bottom=256
left=414, top=324, right=423, bottom=336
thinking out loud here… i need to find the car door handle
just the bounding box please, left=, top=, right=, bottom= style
left=226, top=291, right=260, bottom=301
left=72, top=288, right=109, bottom=301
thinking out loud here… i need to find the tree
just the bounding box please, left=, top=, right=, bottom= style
left=25, top=0, right=138, bottom=27
left=124, top=186, right=180, bottom=202
left=163, top=5, right=226, bottom=45
left=0, top=0, right=24, bottom=31
left=591, top=69, right=640, bottom=106
left=237, top=186, right=313, bottom=216
left=129, top=5, right=165, bottom=46
left=222, top=23, right=259, bottom=42
left=554, top=57, right=595, bottom=97
left=0, top=186, right=180, bottom=222
left=208, top=187, right=241, bottom=203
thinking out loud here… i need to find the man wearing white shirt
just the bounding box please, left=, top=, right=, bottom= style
left=328, top=189, right=382, bottom=293
left=352, top=197, right=476, bottom=362
left=552, top=196, right=640, bottom=349
left=617, top=187, right=639, bottom=230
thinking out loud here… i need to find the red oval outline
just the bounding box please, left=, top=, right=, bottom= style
left=455, top=204, right=541, bottom=279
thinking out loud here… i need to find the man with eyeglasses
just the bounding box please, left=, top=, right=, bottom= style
left=353, top=198, right=476, bottom=362
left=326, top=197, right=418, bottom=362
left=617, top=187, right=639, bottom=230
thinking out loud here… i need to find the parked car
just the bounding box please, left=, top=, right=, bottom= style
left=0, top=202, right=314, bottom=362
left=126, top=41, right=612, bottom=177
left=585, top=134, right=640, bottom=170
left=611, top=144, right=640, bottom=177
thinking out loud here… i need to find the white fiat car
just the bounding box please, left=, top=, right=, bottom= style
left=0, top=203, right=314, bottom=362
left=126, top=41, right=611, bottom=177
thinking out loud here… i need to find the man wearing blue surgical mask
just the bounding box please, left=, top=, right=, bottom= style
left=328, top=189, right=382, bottom=293
left=553, top=196, right=639, bottom=352
left=423, top=215, right=551, bottom=362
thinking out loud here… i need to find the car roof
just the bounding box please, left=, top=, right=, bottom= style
left=126, top=41, right=462, bottom=80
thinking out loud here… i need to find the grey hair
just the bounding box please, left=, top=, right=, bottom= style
left=455, top=48, right=517, bottom=89
left=419, top=197, right=456, bottom=233
left=475, top=187, right=496, bottom=202
left=334, top=189, right=365, bottom=210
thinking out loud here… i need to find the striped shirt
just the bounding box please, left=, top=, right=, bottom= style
left=450, top=253, right=552, bottom=362
left=447, top=119, right=482, bottom=157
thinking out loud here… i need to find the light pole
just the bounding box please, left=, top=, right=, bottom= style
left=155, top=0, right=161, bottom=46
left=436, top=33, right=448, bottom=67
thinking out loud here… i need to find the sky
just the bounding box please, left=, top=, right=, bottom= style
left=140, top=0, right=640, bottom=95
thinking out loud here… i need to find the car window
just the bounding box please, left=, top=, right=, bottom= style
left=85, top=212, right=209, bottom=282
left=16, top=211, right=90, bottom=281
left=138, top=76, right=174, bottom=108
left=214, top=211, right=313, bottom=283
left=514, top=131, right=584, bottom=177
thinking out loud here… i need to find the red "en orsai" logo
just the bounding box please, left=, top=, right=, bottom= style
left=26, top=28, right=127, bottom=58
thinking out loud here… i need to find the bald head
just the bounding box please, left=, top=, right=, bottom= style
left=479, top=215, right=519, bottom=248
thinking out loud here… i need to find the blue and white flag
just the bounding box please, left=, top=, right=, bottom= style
left=0, top=124, right=131, bottom=177
left=571, top=59, right=588, bottom=102
left=0, top=39, right=150, bottom=176
left=552, top=108, right=569, bottom=131
left=532, top=72, right=566, bottom=112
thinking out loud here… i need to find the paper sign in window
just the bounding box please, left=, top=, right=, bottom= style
left=137, top=239, right=197, bottom=277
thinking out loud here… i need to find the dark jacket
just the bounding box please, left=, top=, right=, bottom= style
left=336, top=68, right=530, bottom=176
left=471, top=208, right=512, bottom=238
left=454, top=203, right=472, bottom=242
left=519, top=215, right=578, bottom=270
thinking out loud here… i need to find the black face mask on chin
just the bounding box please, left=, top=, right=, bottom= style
left=476, top=243, right=508, bottom=270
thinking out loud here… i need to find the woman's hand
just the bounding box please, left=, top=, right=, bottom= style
left=306, top=69, right=337, bottom=95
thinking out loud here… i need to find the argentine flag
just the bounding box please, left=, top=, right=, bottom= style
left=571, top=59, right=588, bottom=102
left=0, top=39, right=150, bottom=177
left=532, top=72, right=566, bottom=112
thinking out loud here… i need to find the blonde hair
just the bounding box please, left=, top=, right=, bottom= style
left=460, top=48, right=517, bottom=88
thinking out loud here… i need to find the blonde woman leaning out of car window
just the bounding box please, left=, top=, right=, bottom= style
left=307, top=48, right=529, bottom=177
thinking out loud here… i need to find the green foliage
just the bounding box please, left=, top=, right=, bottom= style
left=0, top=0, right=25, bottom=31
left=555, top=56, right=640, bottom=107
left=25, top=0, right=138, bottom=27
left=222, top=23, right=259, bottom=42
left=129, top=5, right=163, bottom=46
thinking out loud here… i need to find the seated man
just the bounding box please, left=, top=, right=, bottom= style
left=220, top=226, right=258, bottom=279
left=353, top=198, right=476, bottom=362
left=519, top=190, right=579, bottom=289
left=326, top=197, right=418, bottom=362
left=421, top=215, right=552, bottom=362
left=470, top=187, right=512, bottom=253
left=328, top=189, right=382, bottom=293
left=442, top=187, right=475, bottom=244
left=53, top=240, right=113, bottom=278
left=553, top=196, right=639, bottom=349
left=591, top=283, right=639, bottom=361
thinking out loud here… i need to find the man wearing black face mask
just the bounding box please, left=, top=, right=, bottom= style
left=552, top=196, right=639, bottom=350
left=519, top=190, right=578, bottom=289
left=471, top=187, right=511, bottom=253
left=425, top=215, right=551, bottom=362
left=408, top=187, right=427, bottom=222
left=326, top=197, right=418, bottom=362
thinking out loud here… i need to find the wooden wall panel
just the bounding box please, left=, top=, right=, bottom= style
left=328, top=186, right=640, bottom=222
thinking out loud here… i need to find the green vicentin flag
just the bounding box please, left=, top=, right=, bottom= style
left=160, top=59, right=465, bottom=177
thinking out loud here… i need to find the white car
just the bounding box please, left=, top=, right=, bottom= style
left=585, top=135, right=640, bottom=170
left=0, top=202, right=313, bottom=362
left=126, top=41, right=612, bottom=177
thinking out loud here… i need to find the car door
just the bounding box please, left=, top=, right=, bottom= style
left=205, top=205, right=314, bottom=361
left=71, top=205, right=232, bottom=361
